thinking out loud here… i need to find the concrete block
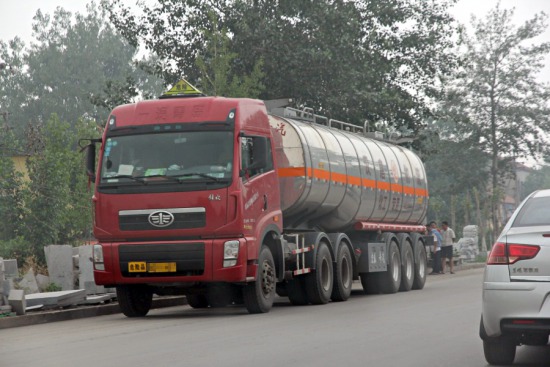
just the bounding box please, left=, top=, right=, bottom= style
left=3, top=259, right=18, bottom=278
left=18, top=268, right=40, bottom=294
left=35, top=274, right=50, bottom=292
left=25, top=289, right=86, bottom=308
left=44, top=245, right=75, bottom=290
left=78, top=246, right=103, bottom=295
left=2, top=278, right=14, bottom=297
left=8, top=289, right=26, bottom=315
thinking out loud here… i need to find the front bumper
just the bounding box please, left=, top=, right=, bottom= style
left=93, top=238, right=249, bottom=286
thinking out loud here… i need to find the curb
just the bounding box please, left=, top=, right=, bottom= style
left=0, top=296, right=186, bottom=330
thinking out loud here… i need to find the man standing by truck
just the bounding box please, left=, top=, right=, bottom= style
left=428, top=221, right=443, bottom=275
left=440, top=221, right=456, bottom=274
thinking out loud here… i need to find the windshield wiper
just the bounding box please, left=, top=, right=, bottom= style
left=102, top=175, right=147, bottom=184
left=169, top=172, right=221, bottom=182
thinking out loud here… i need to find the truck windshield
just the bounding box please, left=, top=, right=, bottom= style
left=99, top=131, right=233, bottom=184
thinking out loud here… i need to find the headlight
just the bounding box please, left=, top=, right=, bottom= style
left=93, top=244, right=105, bottom=271
left=223, top=240, right=240, bottom=267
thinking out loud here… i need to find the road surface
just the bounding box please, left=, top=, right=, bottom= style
left=2, top=268, right=549, bottom=366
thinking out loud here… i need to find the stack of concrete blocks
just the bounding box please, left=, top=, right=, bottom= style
left=45, top=244, right=108, bottom=295
left=456, top=225, right=480, bottom=262
left=1, top=258, right=25, bottom=315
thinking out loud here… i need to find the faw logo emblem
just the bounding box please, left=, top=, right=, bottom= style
left=148, top=211, right=175, bottom=228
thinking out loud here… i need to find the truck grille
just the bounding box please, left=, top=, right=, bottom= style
left=118, top=208, right=206, bottom=231
left=119, top=243, right=204, bottom=277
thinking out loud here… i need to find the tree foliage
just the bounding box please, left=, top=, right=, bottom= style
left=0, top=2, right=163, bottom=140
left=103, top=0, right=460, bottom=129
left=443, top=4, right=550, bottom=237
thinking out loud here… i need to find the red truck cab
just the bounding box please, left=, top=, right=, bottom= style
left=87, top=96, right=282, bottom=315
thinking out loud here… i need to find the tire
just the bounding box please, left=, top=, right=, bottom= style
left=305, top=242, right=334, bottom=304
left=331, top=244, right=353, bottom=302
left=378, top=240, right=401, bottom=294
left=207, top=284, right=232, bottom=308
left=187, top=294, right=208, bottom=309
left=483, top=338, right=516, bottom=365
left=286, top=278, right=309, bottom=305
left=276, top=283, right=288, bottom=297
left=243, top=246, right=276, bottom=314
left=116, top=285, right=153, bottom=317
left=412, top=234, right=427, bottom=290
left=398, top=236, right=414, bottom=292
left=360, top=273, right=380, bottom=294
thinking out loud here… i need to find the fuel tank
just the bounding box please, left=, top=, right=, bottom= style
left=269, top=111, right=428, bottom=232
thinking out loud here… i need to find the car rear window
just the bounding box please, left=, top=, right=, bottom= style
left=512, top=196, right=550, bottom=227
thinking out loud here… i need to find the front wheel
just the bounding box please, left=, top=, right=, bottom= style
left=243, top=246, right=276, bottom=314
left=116, top=285, right=153, bottom=317
left=187, top=294, right=208, bottom=309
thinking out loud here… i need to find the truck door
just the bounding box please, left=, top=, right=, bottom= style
left=240, top=134, right=280, bottom=259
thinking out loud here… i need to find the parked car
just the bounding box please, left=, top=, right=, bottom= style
left=480, top=189, right=550, bottom=365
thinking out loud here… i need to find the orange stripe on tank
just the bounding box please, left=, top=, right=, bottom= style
left=277, top=166, right=428, bottom=197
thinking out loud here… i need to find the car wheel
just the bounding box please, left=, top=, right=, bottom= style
left=483, top=337, right=516, bottom=365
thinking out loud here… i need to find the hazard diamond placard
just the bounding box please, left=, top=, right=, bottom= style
left=162, top=79, right=203, bottom=96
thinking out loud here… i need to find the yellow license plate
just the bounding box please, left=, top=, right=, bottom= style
left=148, top=262, right=177, bottom=273
left=128, top=262, right=147, bottom=273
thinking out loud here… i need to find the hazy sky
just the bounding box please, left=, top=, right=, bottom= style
left=1, top=0, right=550, bottom=80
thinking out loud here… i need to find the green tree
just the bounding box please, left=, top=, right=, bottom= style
left=20, top=115, right=99, bottom=263
left=195, top=14, right=265, bottom=98
left=0, top=121, right=26, bottom=241
left=522, top=165, right=550, bottom=200
left=104, top=0, right=460, bottom=129
left=444, top=4, right=550, bottom=239
left=421, top=119, right=490, bottom=238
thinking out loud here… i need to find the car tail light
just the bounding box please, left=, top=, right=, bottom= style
left=487, top=242, right=540, bottom=265
left=508, top=244, right=540, bottom=264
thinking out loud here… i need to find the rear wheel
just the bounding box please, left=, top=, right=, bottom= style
left=412, top=234, right=427, bottom=290
left=243, top=246, right=276, bottom=314
left=483, top=338, right=516, bottom=365
left=360, top=273, right=380, bottom=294
left=116, top=285, right=153, bottom=317
left=331, top=244, right=353, bottom=302
left=378, top=239, right=401, bottom=294
left=305, top=242, right=334, bottom=304
left=398, top=236, right=414, bottom=292
left=286, top=278, right=309, bottom=305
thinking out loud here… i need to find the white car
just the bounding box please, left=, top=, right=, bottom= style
left=481, top=189, right=550, bottom=365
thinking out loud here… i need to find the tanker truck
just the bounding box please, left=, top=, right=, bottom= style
left=83, top=85, right=429, bottom=316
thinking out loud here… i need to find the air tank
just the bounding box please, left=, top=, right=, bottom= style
left=268, top=111, right=428, bottom=232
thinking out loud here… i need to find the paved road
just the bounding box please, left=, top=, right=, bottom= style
left=2, top=268, right=549, bottom=367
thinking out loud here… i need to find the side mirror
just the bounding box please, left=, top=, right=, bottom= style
left=86, top=143, right=96, bottom=182
left=79, top=138, right=101, bottom=183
